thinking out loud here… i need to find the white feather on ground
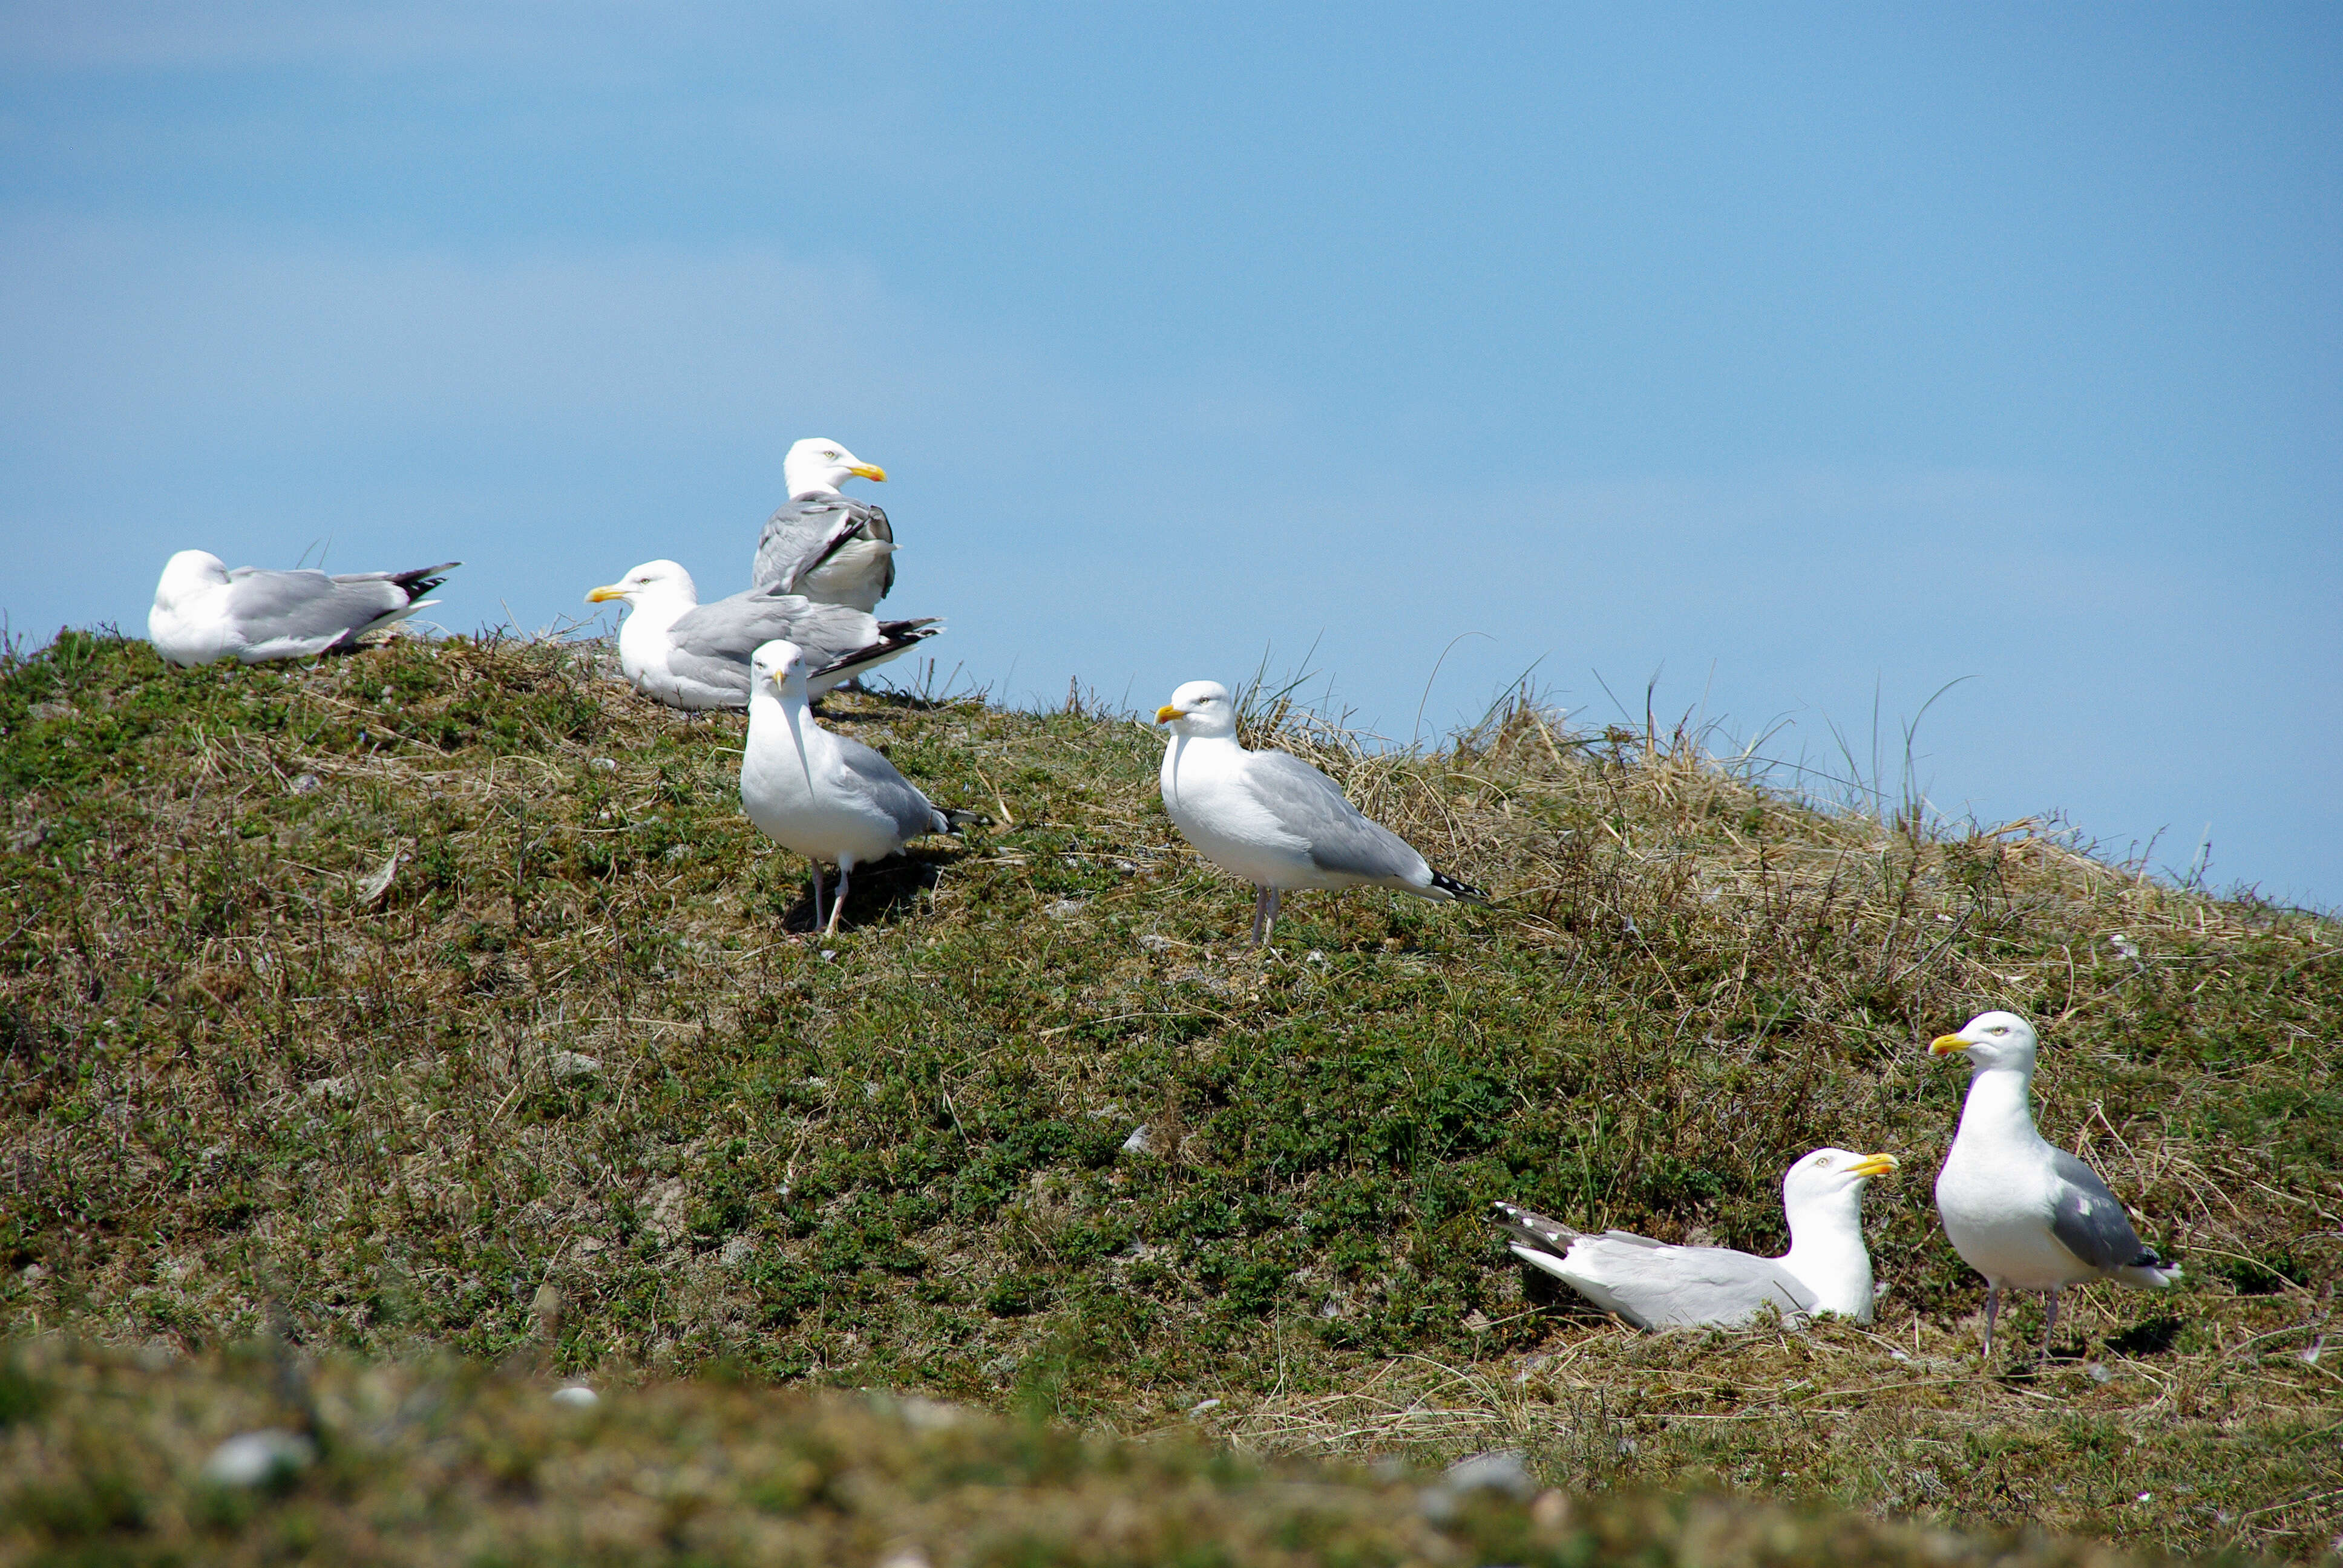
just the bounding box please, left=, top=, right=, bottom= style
left=148, top=550, right=457, bottom=667
left=1930, top=1010, right=2181, bottom=1357
left=1153, top=679, right=1487, bottom=945
left=586, top=560, right=937, bottom=711
left=1495, top=1148, right=1899, bottom=1329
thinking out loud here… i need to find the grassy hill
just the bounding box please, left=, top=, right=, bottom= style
left=2, top=629, right=2338, bottom=1564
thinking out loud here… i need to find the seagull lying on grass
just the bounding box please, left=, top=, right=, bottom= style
left=1495, top=1148, right=1899, bottom=1329
left=586, top=560, right=938, bottom=711
left=1931, top=1010, right=2181, bottom=1357
left=1154, top=680, right=1487, bottom=946
left=752, top=438, right=897, bottom=612
left=149, top=550, right=458, bottom=667
left=740, top=639, right=984, bottom=934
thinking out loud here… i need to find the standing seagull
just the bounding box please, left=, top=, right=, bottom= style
left=1931, top=1010, right=2181, bottom=1357
left=1495, top=1148, right=1899, bottom=1329
left=149, top=550, right=458, bottom=667
left=1155, top=679, right=1487, bottom=946
left=739, top=640, right=981, bottom=933
left=586, top=560, right=939, bottom=711
left=751, top=438, right=896, bottom=612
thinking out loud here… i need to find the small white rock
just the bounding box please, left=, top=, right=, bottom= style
left=548, top=1050, right=601, bottom=1080
left=1138, top=933, right=1175, bottom=953
left=289, top=773, right=323, bottom=795
left=203, top=1429, right=315, bottom=1488
left=1046, top=898, right=1085, bottom=918
left=589, top=757, right=617, bottom=771
left=551, top=1384, right=599, bottom=1408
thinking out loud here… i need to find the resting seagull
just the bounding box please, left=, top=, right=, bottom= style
left=1155, top=679, right=1487, bottom=945
left=740, top=639, right=982, bottom=933
left=586, top=560, right=938, bottom=711
left=1495, top=1148, right=1899, bottom=1329
left=1932, top=1010, right=2180, bottom=1357
left=751, top=438, right=896, bottom=612
left=149, top=550, right=457, bottom=667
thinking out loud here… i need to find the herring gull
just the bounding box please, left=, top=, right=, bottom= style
left=149, top=550, right=457, bottom=667
left=1154, top=679, right=1487, bottom=945
left=586, top=560, right=937, bottom=711
left=751, top=438, right=896, bottom=611
left=1931, top=1010, right=2181, bottom=1356
left=1495, top=1148, right=1899, bottom=1329
left=739, top=639, right=983, bottom=933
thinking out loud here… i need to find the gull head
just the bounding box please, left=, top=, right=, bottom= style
left=1930, top=1010, right=2038, bottom=1071
left=155, top=549, right=231, bottom=606
left=783, top=437, right=887, bottom=500
left=750, top=638, right=813, bottom=695
left=1156, top=680, right=1237, bottom=738
left=1783, top=1146, right=1899, bottom=1210
left=586, top=559, right=696, bottom=608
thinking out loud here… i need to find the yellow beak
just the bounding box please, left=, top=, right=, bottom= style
left=1848, top=1152, right=1900, bottom=1179
left=586, top=584, right=628, bottom=604
left=1156, top=704, right=1184, bottom=724
left=848, top=462, right=888, bottom=482
left=1929, top=1033, right=1971, bottom=1056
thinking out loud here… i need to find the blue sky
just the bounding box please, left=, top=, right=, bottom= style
left=4, top=3, right=2338, bottom=907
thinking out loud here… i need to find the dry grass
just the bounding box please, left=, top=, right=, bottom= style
left=1, top=629, right=2338, bottom=1563
left=1, top=1336, right=2169, bottom=1567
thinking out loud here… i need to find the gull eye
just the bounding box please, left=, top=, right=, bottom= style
left=1990, top=1026, right=2009, bottom=1036
left=1814, top=1155, right=1833, bottom=1168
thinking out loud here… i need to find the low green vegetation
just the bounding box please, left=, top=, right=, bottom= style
left=2, top=630, right=2337, bottom=1564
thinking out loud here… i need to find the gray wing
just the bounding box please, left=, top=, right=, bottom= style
left=833, top=736, right=945, bottom=843
left=666, top=590, right=882, bottom=695
left=223, top=569, right=410, bottom=648
left=2045, top=1149, right=2158, bottom=1272
left=753, top=495, right=895, bottom=595
left=1242, top=751, right=1430, bottom=884
left=1571, top=1236, right=1815, bottom=1328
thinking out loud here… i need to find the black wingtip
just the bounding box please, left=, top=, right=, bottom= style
left=812, top=622, right=945, bottom=685
left=1431, top=870, right=1490, bottom=903
left=395, top=562, right=462, bottom=599
left=1490, top=1200, right=1578, bottom=1255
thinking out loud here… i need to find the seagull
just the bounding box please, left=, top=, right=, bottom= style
left=1154, top=679, right=1488, bottom=945
left=751, top=438, right=896, bottom=612
left=739, top=639, right=982, bottom=933
left=1495, top=1148, right=1899, bottom=1330
left=1932, top=1010, right=2181, bottom=1357
left=148, top=550, right=458, bottom=667
left=585, top=560, right=939, bottom=711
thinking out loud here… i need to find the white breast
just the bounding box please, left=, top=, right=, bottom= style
left=741, top=717, right=903, bottom=867
left=1935, top=1142, right=2096, bottom=1289
left=1161, top=737, right=1320, bottom=887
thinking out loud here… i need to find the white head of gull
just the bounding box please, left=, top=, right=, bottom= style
left=586, top=560, right=937, bottom=711
left=1495, top=1147, right=1899, bottom=1330
left=739, top=639, right=977, bottom=934
left=1153, top=679, right=1487, bottom=946
left=149, top=550, right=458, bottom=667
left=1931, top=1010, right=2181, bottom=1358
